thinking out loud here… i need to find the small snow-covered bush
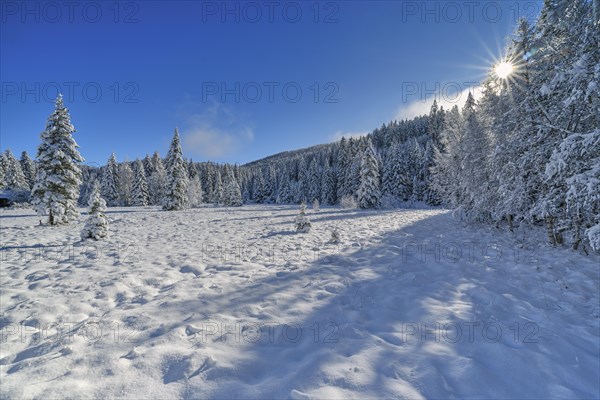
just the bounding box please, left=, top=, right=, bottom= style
left=340, top=196, right=357, bottom=209
left=81, top=183, right=108, bottom=240
left=312, top=199, right=320, bottom=211
left=295, top=202, right=311, bottom=233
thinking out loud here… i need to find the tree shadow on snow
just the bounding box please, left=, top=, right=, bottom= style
left=161, top=210, right=597, bottom=399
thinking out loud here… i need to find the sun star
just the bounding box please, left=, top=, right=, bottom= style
left=495, top=61, right=513, bottom=79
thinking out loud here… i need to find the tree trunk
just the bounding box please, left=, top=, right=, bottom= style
left=546, top=216, right=558, bottom=246
left=572, top=220, right=581, bottom=251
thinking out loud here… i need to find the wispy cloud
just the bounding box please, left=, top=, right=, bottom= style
left=394, top=85, right=482, bottom=121
left=329, top=130, right=368, bottom=142
left=178, top=102, right=254, bottom=159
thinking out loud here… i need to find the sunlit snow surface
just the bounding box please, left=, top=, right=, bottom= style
left=1, top=205, right=599, bottom=399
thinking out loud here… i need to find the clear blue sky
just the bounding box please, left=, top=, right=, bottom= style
left=0, top=1, right=542, bottom=166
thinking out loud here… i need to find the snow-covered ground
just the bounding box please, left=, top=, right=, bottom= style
left=1, top=205, right=599, bottom=399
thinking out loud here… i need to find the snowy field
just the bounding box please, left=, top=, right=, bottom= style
left=1, top=205, right=599, bottom=399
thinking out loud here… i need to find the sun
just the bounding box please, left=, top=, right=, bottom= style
left=495, top=61, right=513, bottom=79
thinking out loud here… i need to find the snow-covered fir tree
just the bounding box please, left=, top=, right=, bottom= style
left=295, top=201, right=311, bottom=233
left=101, top=153, right=120, bottom=206
left=31, top=94, right=83, bottom=225
left=163, top=128, right=189, bottom=211
left=357, top=139, right=381, bottom=209
left=81, top=181, right=108, bottom=240
left=132, top=159, right=149, bottom=206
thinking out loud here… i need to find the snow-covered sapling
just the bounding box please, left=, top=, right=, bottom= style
left=81, top=182, right=108, bottom=240
left=295, top=201, right=311, bottom=233
left=312, top=198, right=320, bottom=211
left=330, top=227, right=341, bottom=243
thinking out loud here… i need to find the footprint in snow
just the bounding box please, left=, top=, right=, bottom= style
left=189, top=356, right=216, bottom=379
left=25, top=271, right=49, bottom=282
left=121, top=347, right=141, bottom=360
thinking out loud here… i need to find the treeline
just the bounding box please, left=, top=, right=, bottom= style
left=432, top=0, right=599, bottom=251
left=2, top=0, right=596, bottom=250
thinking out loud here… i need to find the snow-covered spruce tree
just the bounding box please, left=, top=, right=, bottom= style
left=421, top=140, right=440, bottom=205
left=297, top=158, right=309, bottom=202
left=261, top=165, right=276, bottom=203
left=295, top=201, right=311, bottom=233
left=381, top=147, right=396, bottom=197
left=538, top=0, right=600, bottom=249
left=163, top=128, right=189, bottom=211
left=357, top=139, right=381, bottom=209
left=78, top=166, right=98, bottom=206
left=486, top=19, right=539, bottom=229
left=212, top=169, right=223, bottom=206
left=132, top=159, right=149, bottom=206
left=336, top=137, right=351, bottom=200
left=101, top=153, right=120, bottom=206
left=223, top=165, right=243, bottom=206
left=81, top=182, right=108, bottom=240
left=149, top=152, right=166, bottom=206
left=459, top=92, right=492, bottom=220
left=187, top=175, right=204, bottom=208
left=276, top=167, right=293, bottom=204
left=31, top=94, right=83, bottom=225
left=20, top=151, right=36, bottom=189
left=118, top=162, right=133, bottom=206
left=201, top=163, right=214, bottom=203
left=546, top=130, right=600, bottom=251
left=431, top=105, right=464, bottom=207
left=321, top=159, right=336, bottom=205
left=252, top=170, right=267, bottom=203
left=4, top=149, right=30, bottom=201
left=0, top=152, right=7, bottom=189
left=346, top=140, right=363, bottom=197
left=143, top=154, right=154, bottom=178
left=308, top=158, right=321, bottom=204
left=428, top=99, right=446, bottom=145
